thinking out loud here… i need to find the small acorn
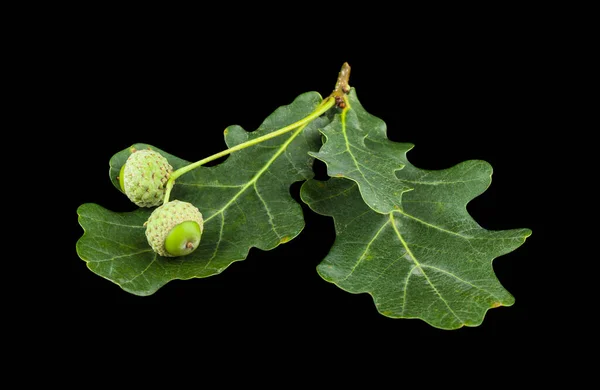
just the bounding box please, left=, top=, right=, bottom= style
left=145, top=200, right=204, bottom=257
left=119, top=149, right=173, bottom=207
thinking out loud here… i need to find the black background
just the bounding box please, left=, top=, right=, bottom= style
left=42, top=10, right=557, bottom=352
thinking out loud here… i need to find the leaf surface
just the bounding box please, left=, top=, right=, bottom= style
left=310, top=89, right=413, bottom=213
left=77, top=92, right=328, bottom=295
left=302, top=90, right=531, bottom=329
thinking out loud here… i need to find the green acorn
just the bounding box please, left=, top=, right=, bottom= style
left=119, top=149, right=173, bottom=207
left=145, top=200, right=204, bottom=257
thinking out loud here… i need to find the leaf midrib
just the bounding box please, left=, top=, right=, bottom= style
left=324, top=181, right=506, bottom=321
left=340, top=102, right=380, bottom=196
left=204, top=124, right=307, bottom=224
left=389, top=212, right=464, bottom=325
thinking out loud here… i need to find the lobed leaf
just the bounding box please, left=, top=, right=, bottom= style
left=303, top=89, right=531, bottom=329
left=77, top=92, right=329, bottom=295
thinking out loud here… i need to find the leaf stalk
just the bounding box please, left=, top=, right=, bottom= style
left=163, top=96, right=336, bottom=204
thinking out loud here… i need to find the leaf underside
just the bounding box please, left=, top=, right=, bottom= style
left=302, top=89, right=531, bottom=330
left=77, top=92, right=328, bottom=296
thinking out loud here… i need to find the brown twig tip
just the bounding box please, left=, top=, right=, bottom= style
left=334, top=62, right=351, bottom=96
left=331, top=63, right=351, bottom=108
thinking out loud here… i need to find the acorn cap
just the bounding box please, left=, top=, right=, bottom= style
left=123, top=149, right=173, bottom=207
left=145, top=200, right=204, bottom=257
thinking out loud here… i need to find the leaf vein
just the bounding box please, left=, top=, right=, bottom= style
left=420, top=264, right=502, bottom=303
left=90, top=249, right=154, bottom=263
left=178, top=183, right=244, bottom=189
left=204, top=125, right=306, bottom=223
left=81, top=216, right=145, bottom=229
left=341, top=107, right=381, bottom=199
left=121, top=253, right=158, bottom=286
left=203, top=213, right=225, bottom=270
left=401, top=266, right=416, bottom=316
left=254, top=182, right=279, bottom=237
left=390, top=213, right=464, bottom=326
left=401, top=178, right=482, bottom=186
left=340, top=218, right=390, bottom=282
left=397, top=210, right=472, bottom=239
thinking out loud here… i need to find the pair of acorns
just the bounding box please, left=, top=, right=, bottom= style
left=119, top=149, right=203, bottom=258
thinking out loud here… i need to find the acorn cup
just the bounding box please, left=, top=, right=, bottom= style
left=119, top=149, right=173, bottom=207
left=145, top=200, right=204, bottom=257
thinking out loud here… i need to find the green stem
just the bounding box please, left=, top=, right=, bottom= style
left=163, top=96, right=336, bottom=204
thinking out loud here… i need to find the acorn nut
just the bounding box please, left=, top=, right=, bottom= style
left=145, top=200, right=204, bottom=257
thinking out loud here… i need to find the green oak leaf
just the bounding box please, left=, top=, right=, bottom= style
left=77, top=92, right=329, bottom=296
left=310, top=88, right=414, bottom=214
left=302, top=179, right=531, bottom=329
left=302, top=89, right=531, bottom=329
